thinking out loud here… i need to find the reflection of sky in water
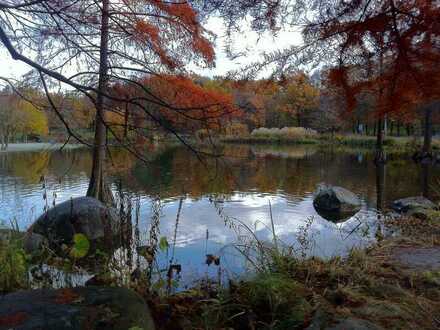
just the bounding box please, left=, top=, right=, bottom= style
left=146, top=193, right=376, bottom=257
left=0, top=146, right=424, bottom=284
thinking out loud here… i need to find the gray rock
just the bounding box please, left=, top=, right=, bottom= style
left=313, top=185, right=361, bottom=222
left=391, top=196, right=436, bottom=213
left=0, top=286, right=155, bottom=330
left=24, top=197, right=120, bottom=254
left=306, top=310, right=383, bottom=330
left=391, top=247, right=440, bottom=271
left=325, top=318, right=383, bottom=330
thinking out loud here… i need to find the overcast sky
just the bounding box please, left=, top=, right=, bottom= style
left=0, top=17, right=303, bottom=81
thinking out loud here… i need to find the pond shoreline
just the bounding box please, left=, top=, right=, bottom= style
left=0, top=143, right=83, bottom=153
left=220, top=134, right=426, bottom=150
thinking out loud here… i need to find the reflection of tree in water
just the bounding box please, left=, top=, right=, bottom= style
left=2, top=152, right=51, bottom=183
left=376, top=162, right=385, bottom=211
left=1, top=146, right=439, bottom=207
left=421, top=163, right=430, bottom=198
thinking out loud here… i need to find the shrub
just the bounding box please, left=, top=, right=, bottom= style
left=250, top=127, right=318, bottom=140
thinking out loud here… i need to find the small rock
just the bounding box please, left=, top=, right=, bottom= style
left=391, top=196, right=436, bottom=213
left=325, top=318, right=383, bottom=330
left=391, top=247, right=440, bottom=271
left=0, top=287, right=155, bottom=330
left=313, top=185, right=361, bottom=222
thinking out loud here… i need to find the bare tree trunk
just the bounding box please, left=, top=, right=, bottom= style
left=87, top=0, right=113, bottom=205
left=0, top=132, right=5, bottom=150
left=375, top=50, right=386, bottom=164
left=124, top=103, right=129, bottom=138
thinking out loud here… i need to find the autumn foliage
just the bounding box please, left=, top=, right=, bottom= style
left=315, top=0, right=440, bottom=117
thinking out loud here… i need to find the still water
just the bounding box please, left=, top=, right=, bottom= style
left=0, top=144, right=437, bottom=283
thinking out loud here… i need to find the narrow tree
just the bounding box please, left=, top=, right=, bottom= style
left=0, top=0, right=223, bottom=204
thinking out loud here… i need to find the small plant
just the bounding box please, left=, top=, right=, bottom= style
left=0, top=236, right=29, bottom=293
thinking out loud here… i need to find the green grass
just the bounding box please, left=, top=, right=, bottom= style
left=0, top=229, right=29, bottom=293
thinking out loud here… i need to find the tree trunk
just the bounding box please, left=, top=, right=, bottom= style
left=87, top=0, right=113, bottom=205
left=397, top=121, right=401, bottom=137
left=0, top=132, right=5, bottom=150
left=124, top=103, right=129, bottom=138
left=422, top=107, right=433, bottom=155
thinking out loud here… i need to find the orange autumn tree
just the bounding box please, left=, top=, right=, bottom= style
left=305, top=0, right=440, bottom=160
left=0, top=0, right=221, bottom=202
left=277, top=73, right=319, bottom=127
left=145, top=75, right=238, bottom=132
left=111, top=75, right=238, bottom=141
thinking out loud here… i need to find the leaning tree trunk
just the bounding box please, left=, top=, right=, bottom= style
left=422, top=106, right=433, bottom=155
left=87, top=0, right=113, bottom=205
left=124, top=103, right=129, bottom=138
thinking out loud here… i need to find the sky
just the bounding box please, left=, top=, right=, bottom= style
left=0, top=16, right=303, bottom=81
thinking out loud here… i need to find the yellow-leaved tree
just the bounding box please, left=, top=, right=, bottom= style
left=18, top=100, right=49, bottom=139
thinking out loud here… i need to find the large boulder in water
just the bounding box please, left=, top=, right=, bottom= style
left=0, top=286, right=155, bottom=330
left=391, top=196, right=437, bottom=213
left=313, top=185, right=361, bottom=222
left=24, top=196, right=120, bottom=254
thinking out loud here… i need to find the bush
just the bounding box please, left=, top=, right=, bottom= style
left=250, top=127, right=318, bottom=140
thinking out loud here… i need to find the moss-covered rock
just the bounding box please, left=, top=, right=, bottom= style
left=0, top=287, right=155, bottom=330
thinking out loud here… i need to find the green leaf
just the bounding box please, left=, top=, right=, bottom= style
left=70, top=233, right=90, bottom=259
left=159, top=236, right=169, bottom=252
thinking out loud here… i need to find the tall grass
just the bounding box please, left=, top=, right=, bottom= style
left=251, top=127, right=319, bottom=139
left=0, top=220, right=29, bottom=293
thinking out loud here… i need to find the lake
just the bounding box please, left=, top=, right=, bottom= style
left=0, top=144, right=437, bottom=285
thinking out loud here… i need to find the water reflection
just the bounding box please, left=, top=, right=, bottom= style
left=0, top=145, right=438, bottom=282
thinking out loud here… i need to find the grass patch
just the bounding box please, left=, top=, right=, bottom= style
left=0, top=228, right=29, bottom=294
